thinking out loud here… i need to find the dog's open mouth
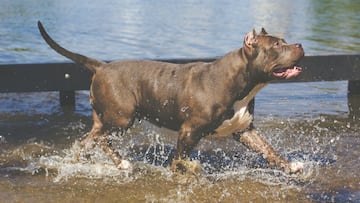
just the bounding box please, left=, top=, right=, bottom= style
left=273, top=65, right=302, bottom=79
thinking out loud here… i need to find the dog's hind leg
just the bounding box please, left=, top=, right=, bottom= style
left=80, top=110, right=133, bottom=170
left=97, top=109, right=135, bottom=170
left=80, top=110, right=103, bottom=150
left=98, top=131, right=132, bottom=170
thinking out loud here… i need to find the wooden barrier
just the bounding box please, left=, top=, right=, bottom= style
left=0, top=54, right=359, bottom=115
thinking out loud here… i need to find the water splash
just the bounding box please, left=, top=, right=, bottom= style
left=32, top=138, right=322, bottom=189
left=38, top=141, right=135, bottom=183
left=1, top=118, right=349, bottom=202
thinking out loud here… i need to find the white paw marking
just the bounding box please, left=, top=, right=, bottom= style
left=289, top=161, right=304, bottom=173
left=117, top=160, right=132, bottom=170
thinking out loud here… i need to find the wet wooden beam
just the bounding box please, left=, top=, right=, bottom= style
left=0, top=63, right=92, bottom=92
left=0, top=54, right=359, bottom=108
left=348, top=80, right=360, bottom=119
left=59, top=90, right=75, bottom=106
left=296, top=54, right=360, bottom=82
left=348, top=80, right=360, bottom=96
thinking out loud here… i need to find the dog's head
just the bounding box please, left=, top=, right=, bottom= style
left=243, top=28, right=304, bottom=81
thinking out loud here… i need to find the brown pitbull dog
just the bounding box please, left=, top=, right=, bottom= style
left=38, top=21, right=304, bottom=174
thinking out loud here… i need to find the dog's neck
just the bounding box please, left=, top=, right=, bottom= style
left=213, top=48, right=267, bottom=102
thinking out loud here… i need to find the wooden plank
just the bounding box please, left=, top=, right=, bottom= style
left=0, top=54, right=359, bottom=93
left=59, top=90, right=75, bottom=106
left=295, top=54, right=360, bottom=82
left=348, top=80, right=360, bottom=95
left=0, top=63, right=92, bottom=92
left=160, top=54, right=360, bottom=82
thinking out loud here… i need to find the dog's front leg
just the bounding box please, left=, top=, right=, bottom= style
left=98, top=132, right=132, bottom=170
left=234, top=128, right=288, bottom=169
left=234, top=128, right=303, bottom=174
left=171, top=124, right=202, bottom=174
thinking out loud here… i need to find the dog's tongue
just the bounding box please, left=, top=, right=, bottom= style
left=285, top=66, right=302, bottom=79
left=273, top=66, right=302, bottom=79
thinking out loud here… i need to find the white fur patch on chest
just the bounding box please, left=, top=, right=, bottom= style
left=209, top=83, right=266, bottom=138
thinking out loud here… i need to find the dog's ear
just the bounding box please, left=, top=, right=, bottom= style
left=243, top=29, right=259, bottom=58
left=244, top=29, right=258, bottom=48
left=260, top=28, right=268, bottom=35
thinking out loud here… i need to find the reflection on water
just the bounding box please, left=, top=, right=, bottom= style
left=306, top=0, right=360, bottom=53
left=0, top=0, right=359, bottom=64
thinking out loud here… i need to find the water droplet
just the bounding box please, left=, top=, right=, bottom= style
left=0, top=135, right=7, bottom=144
left=163, top=100, right=169, bottom=106
left=181, top=106, right=189, bottom=112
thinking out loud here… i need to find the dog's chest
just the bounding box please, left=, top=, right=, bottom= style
left=210, top=83, right=266, bottom=138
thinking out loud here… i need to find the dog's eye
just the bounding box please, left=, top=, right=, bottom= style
left=274, top=41, right=280, bottom=47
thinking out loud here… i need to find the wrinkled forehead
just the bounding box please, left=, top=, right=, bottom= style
left=258, top=35, right=287, bottom=44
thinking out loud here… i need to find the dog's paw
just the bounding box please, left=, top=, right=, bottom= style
left=117, top=160, right=133, bottom=170
left=288, top=161, right=304, bottom=174
left=171, top=159, right=202, bottom=175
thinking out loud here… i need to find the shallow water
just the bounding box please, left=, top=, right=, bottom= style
left=0, top=90, right=359, bottom=202
left=1, top=0, right=360, bottom=202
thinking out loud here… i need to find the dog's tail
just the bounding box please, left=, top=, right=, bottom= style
left=38, top=21, right=105, bottom=73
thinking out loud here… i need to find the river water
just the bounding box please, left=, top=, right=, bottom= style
left=0, top=0, right=359, bottom=202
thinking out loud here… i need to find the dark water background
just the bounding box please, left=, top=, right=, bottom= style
left=0, top=0, right=359, bottom=202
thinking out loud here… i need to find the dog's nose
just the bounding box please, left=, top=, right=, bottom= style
left=295, top=43, right=305, bottom=56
